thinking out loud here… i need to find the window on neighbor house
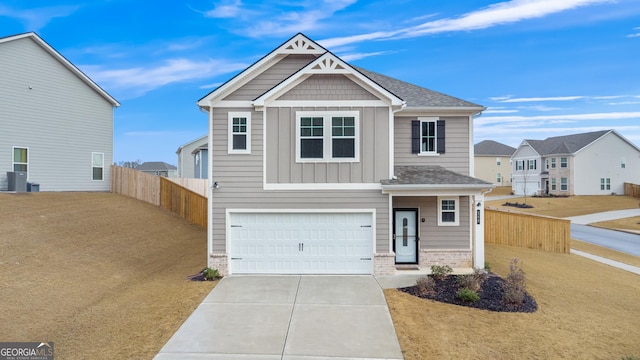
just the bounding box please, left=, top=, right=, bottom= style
left=621, top=158, right=626, bottom=169
left=600, top=178, right=611, bottom=191
left=516, top=160, right=524, bottom=171
left=297, top=111, right=359, bottom=162
left=496, top=173, right=502, bottom=183
left=438, top=197, right=459, bottom=226
left=528, top=159, right=536, bottom=170
left=92, top=152, right=104, bottom=181
left=13, top=147, right=28, bottom=175
left=551, top=158, right=556, bottom=168
left=411, top=118, right=445, bottom=155
left=551, top=178, right=557, bottom=191
left=561, top=177, right=568, bottom=191
left=228, top=112, right=251, bottom=154
left=545, top=159, right=549, bottom=170
left=496, top=157, right=501, bottom=166
left=560, top=157, right=568, bottom=168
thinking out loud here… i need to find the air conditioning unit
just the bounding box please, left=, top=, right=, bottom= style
left=7, top=171, right=27, bottom=192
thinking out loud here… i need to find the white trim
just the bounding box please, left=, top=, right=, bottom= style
left=383, top=189, right=490, bottom=197
left=437, top=196, right=460, bottom=226
left=11, top=146, right=29, bottom=177
left=263, top=110, right=268, bottom=191
left=214, top=100, right=253, bottom=108
left=267, top=100, right=389, bottom=108
left=469, top=115, right=475, bottom=177
left=388, top=194, right=394, bottom=253
left=389, top=108, right=396, bottom=179
left=227, top=112, right=251, bottom=154
left=91, top=152, right=105, bottom=181
left=207, top=101, right=214, bottom=268
left=295, top=110, right=360, bottom=163
left=264, top=183, right=382, bottom=191
left=418, top=117, right=439, bottom=155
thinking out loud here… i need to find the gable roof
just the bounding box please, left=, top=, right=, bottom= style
left=176, top=134, right=208, bottom=154
left=136, top=162, right=177, bottom=171
left=474, top=140, right=516, bottom=156
left=524, top=130, right=610, bottom=155
left=197, top=33, right=483, bottom=112
left=0, top=32, right=119, bottom=107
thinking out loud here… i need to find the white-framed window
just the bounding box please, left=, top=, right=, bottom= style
left=516, top=160, right=524, bottom=171
left=228, top=112, right=251, bottom=154
left=496, top=157, right=501, bottom=166
left=545, top=159, right=549, bottom=170
left=551, top=158, right=556, bottom=169
left=437, top=196, right=459, bottom=226
left=420, top=120, right=437, bottom=154
left=560, top=177, right=568, bottom=191
left=296, top=111, right=359, bottom=162
left=12, top=146, right=28, bottom=175
left=496, top=173, right=502, bottom=183
left=600, top=178, right=611, bottom=191
left=621, top=158, right=626, bottom=169
left=92, top=152, right=104, bottom=181
left=560, top=157, right=568, bottom=168
left=551, top=178, right=556, bottom=191
left=528, top=159, right=536, bottom=170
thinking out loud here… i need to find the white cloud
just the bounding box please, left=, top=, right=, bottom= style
left=0, top=4, right=79, bottom=31
left=627, top=26, right=640, bottom=38
left=320, top=0, right=609, bottom=48
left=495, top=95, right=586, bottom=102
left=203, top=0, right=244, bottom=19
left=476, top=111, right=640, bottom=125
left=338, top=50, right=396, bottom=62
left=517, top=105, right=563, bottom=111
left=483, top=108, right=520, bottom=114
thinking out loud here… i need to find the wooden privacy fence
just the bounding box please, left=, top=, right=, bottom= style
left=625, top=182, right=640, bottom=198
left=485, top=207, right=571, bottom=254
left=110, top=165, right=207, bottom=228
left=166, top=177, right=208, bottom=198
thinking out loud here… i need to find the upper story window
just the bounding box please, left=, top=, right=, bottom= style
left=621, top=158, right=626, bottom=169
left=296, top=111, right=359, bottom=162
left=92, top=152, right=104, bottom=181
left=228, top=112, right=251, bottom=154
left=411, top=118, right=445, bottom=155
left=496, top=157, right=501, bottom=166
left=527, top=159, right=536, bottom=170
left=437, top=196, right=459, bottom=226
left=551, top=158, right=556, bottom=168
left=13, top=147, right=28, bottom=175
left=600, top=177, right=611, bottom=191
left=545, top=159, right=549, bottom=170
left=560, top=157, right=568, bottom=168
left=496, top=172, right=502, bottom=183
left=515, top=160, right=524, bottom=171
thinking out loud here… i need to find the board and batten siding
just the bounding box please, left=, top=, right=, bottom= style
left=210, top=107, right=390, bottom=254
left=0, top=37, right=114, bottom=191
left=393, top=196, right=471, bottom=249
left=223, top=54, right=318, bottom=101
left=277, top=74, right=379, bottom=101
left=265, top=106, right=390, bottom=184
left=394, top=116, right=471, bottom=175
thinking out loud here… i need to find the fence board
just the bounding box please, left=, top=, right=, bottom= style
left=160, top=177, right=208, bottom=228
left=110, top=165, right=160, bottom=206
left=485, top=207, right=571, bottom=254
left=166, top=178, right=208, bottom=198
left=625, top=183, right=640, bottom=198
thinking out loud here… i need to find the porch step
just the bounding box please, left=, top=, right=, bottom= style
left=395, top=265, right=420, bottom=271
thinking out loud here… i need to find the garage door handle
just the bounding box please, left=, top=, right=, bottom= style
left=361, top=225, right=371, bottom=228
left=231, top=257, right=242, bottom=260
left=360, top=258, right=372, bottom=261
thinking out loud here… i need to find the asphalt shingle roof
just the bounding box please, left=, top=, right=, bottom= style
left=526, top=130, right=610, bottom=155
left=474, top=140, right=516, bottom=156
left=381, top=166, right=493, bottom=186
left=354, top=67, right=483, bottom=109
left=136, top=162, right=177, bottom=171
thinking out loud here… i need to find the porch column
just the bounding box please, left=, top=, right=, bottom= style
left=473, top=193, right=485, bottom=269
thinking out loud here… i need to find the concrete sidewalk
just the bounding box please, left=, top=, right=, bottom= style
left=565, top=208, right=640, bottom=225
left=154, top=275, right=404, bottom=360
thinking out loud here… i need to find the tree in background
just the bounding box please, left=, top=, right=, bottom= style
left=116, top=160, right=141, bottom=168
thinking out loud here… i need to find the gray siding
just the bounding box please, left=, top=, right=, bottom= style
left=177, top=135, right=207, bottom=178
left=265, top=106, right=390, bottom=184
left=394, top=116, right=470, bottom=175
left=393, top=196, right=470, bottom=249
left=0, top=37, right=114, bottom=191
left=210, top=107, right=390, bottom=254
left=223, top=54, right=317, bottom=101
left=278, top=74, right=378, bottom=100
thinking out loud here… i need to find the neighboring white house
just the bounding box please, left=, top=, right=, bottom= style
left=176, top=134, right=208, bottom=178
left=135, top=162, right=178, bottom=178
left=197, top=33, right=493, bottom=276
left=0, top=32, right=119, bottom=191
left=474, top=140, right=516, bottom=186
left=511, top=130, right=640, bottom=196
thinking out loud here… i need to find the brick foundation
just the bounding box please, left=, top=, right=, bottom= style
left=420, top=249, right=472, bottom=269
left=209, top=253, right=229, bottom=276
left=374, top=253, right=396, bottom=275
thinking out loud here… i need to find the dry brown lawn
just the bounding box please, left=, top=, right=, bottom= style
left=486, top=194, right=640, bottom=218
left=0, top=192, right=215, bottom=359
left=386, top=244, right=640, bottom=359
left=591, top=216, right=640, bottom=233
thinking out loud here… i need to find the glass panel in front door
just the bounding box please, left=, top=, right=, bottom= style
left=395, top=210, right=417, bottom=263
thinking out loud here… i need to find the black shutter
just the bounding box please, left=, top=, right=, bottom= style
left=436, top=120, right=445, bottom=154
left=411, top=120, right=420, bottom=154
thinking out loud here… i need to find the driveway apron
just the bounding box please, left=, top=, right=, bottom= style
left=154, top=275, right=404, bottom=360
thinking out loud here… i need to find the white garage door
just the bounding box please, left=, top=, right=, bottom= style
left=513, top=181, right=538, bottom=196
left=229, top=212, right=373, bottom=274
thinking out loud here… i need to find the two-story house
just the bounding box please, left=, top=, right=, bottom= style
left=176, top=134, right=208, bottom=178
left=197, top=34, right=493, bottom=276
left=0, top=32, right=119, bottom=191
left=474, top=140, right=516, bottom=187
left=511, top=130, right=640, bottom=196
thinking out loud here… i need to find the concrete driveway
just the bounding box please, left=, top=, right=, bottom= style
left=154, top=275, right=404, bottom=360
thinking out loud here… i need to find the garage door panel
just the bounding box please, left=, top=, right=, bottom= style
left=229, top=212, right=373, bottom=274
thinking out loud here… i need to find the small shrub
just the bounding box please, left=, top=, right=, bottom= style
left=415, top=276, right=436, bottom=296
left=202, top=267, right=221, bottom=281
left=473, top=267, right=489, bottom=285
left=503, top=258, right=526, bottom=305
left=457, top=288, right=480, bottom=302
left=484, top=261, right=492, bottom=272
left=457, top=269, right=487, bottom=293
left=430, top=265, right=453, bottom=280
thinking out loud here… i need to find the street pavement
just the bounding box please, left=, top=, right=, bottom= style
left=570, top=223, right=640, bottom=257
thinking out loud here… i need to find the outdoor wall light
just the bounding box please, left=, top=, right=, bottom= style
left=213, top=182, right=220, bottom=189
left=477, top=202, right=482, bottom=207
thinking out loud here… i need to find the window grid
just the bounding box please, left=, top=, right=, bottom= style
left=13, top=147, right=28, bottom=173
left=560, top=157, right=568, bottom=168
left=421, top=121, right=436, bottom=153
left=551, top=178, right=556, bottom=191
left=551, top=158, right=556, bottom=168
left=92, top=152, right=104, bottom=181
left=561, top=177, right=568, bottom=191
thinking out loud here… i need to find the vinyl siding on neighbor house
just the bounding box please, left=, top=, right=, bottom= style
left=0, top=37, right=113, bottom=191
left=177, top=135, right=207, bottom=178
left=394, top=116, right=471, bottom=175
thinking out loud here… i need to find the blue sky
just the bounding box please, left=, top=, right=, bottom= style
left=2, top=0, right=640, bottom=164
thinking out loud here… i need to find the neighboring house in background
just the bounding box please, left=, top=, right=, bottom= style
left=136, top=162, right=177, bottom=178
left=474, top=140, right=516, bottom=187
left=511, top=129, right=640, bottom=196
left=197, top=33, right=493, bottom=276
left=0, top=32, right=119, bottom=191
left=176, top=134, right=208, bottom=178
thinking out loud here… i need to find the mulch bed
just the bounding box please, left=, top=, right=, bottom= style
left=399, top=274, right=538, bottom=313
left=502, top=202, right=534, bottom=209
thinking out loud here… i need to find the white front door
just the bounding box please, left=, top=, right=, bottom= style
left=394, top=209, right=418, bottom=263
left=228, top=212, right=374, bottom=274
